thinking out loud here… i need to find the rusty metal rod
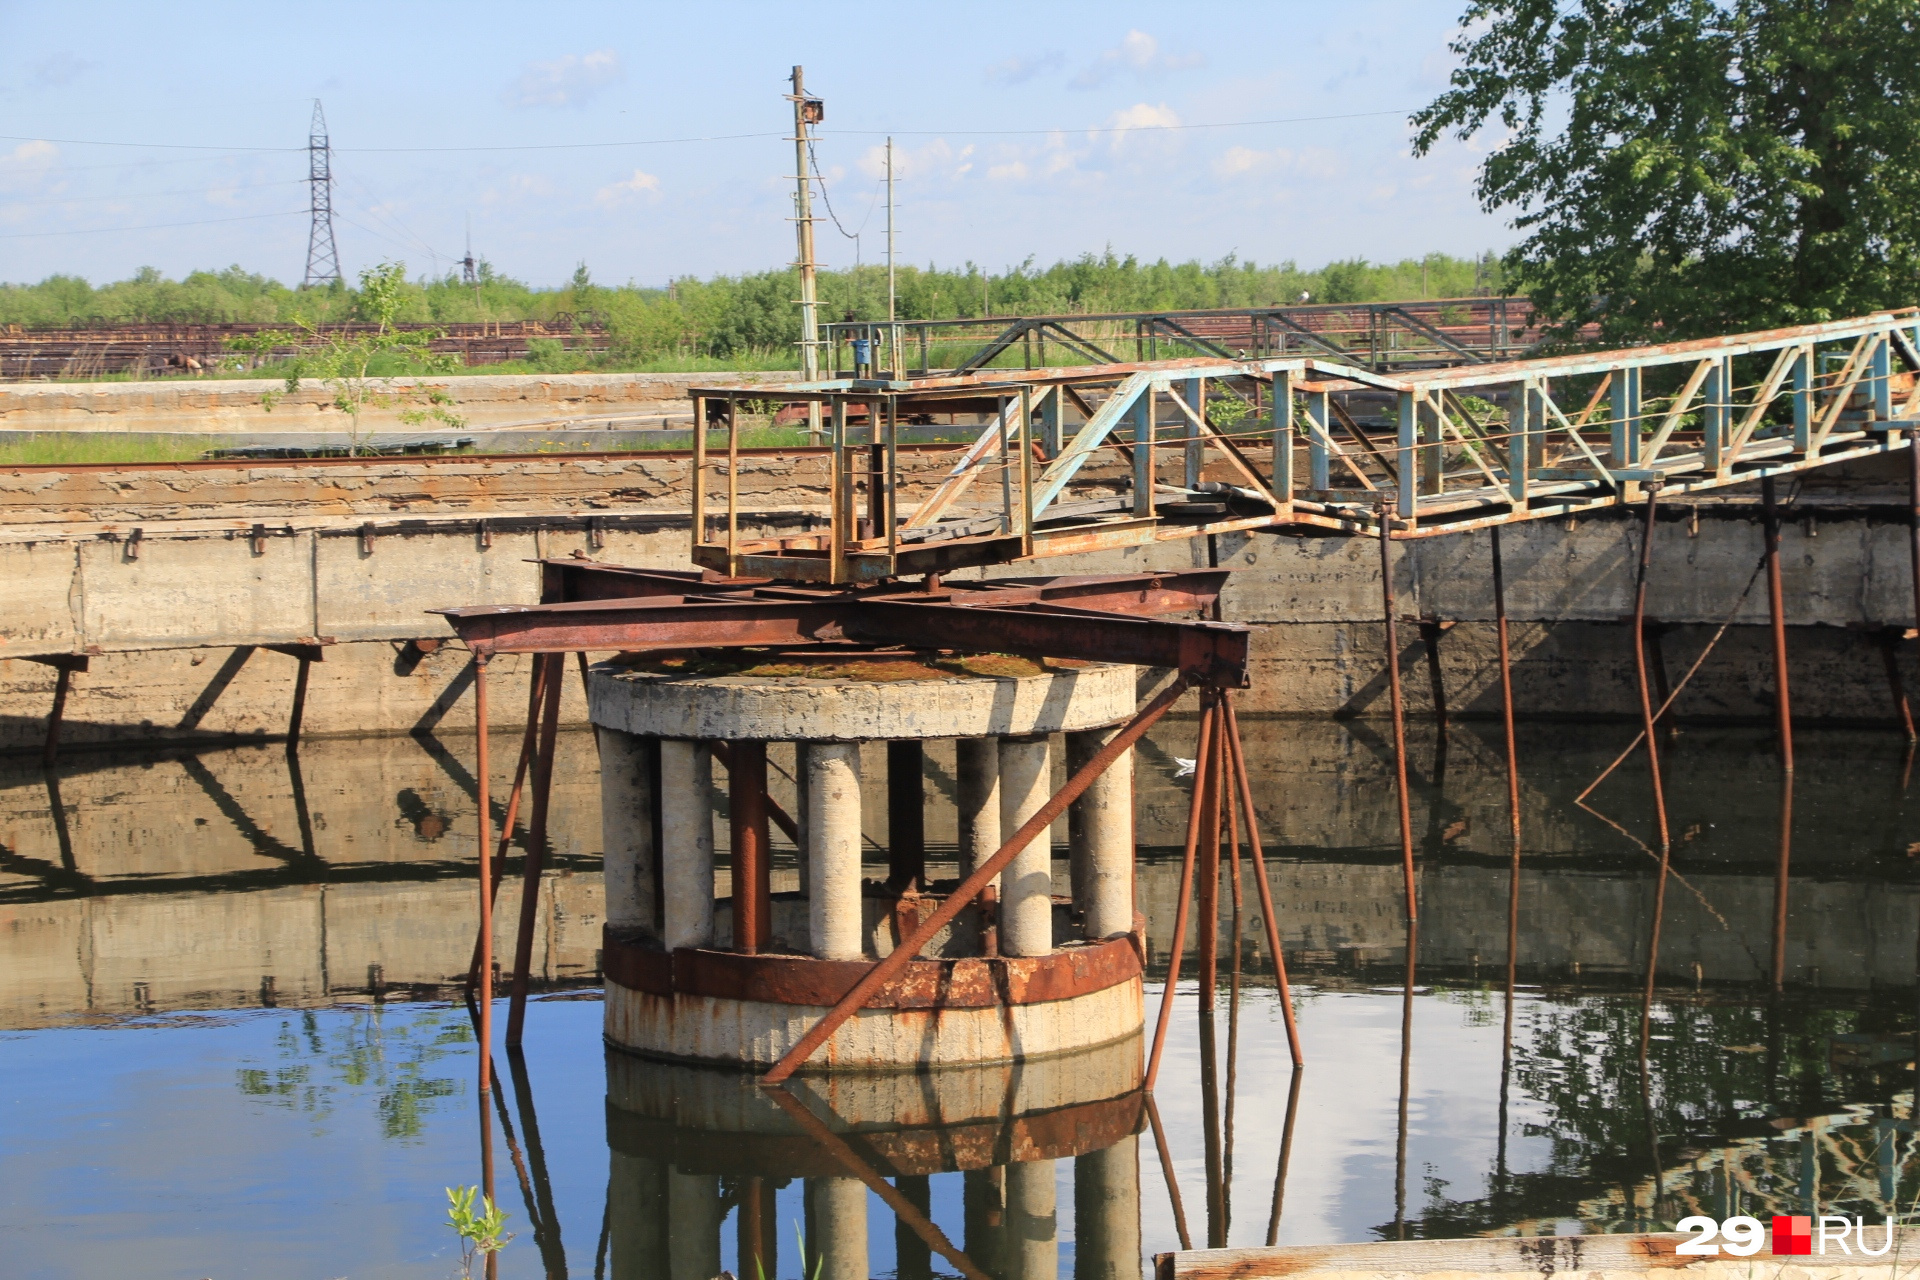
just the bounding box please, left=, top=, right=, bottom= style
left=1221, top=695, right=1304, bottom=1068
left=1264, top=1064, right=1304, bottom=1246
left=1148, top=689, right=1218, bottom=1090
left=506, top=653, right=564, bottom=1048
left=1381, top=503, right=1418, bottom=922
left=1633, top=492, right=1673, bottom=1055
left=731, top=740, right=772, bottom=953
left=1880, top=630, right=1916, bottom=741
left=764, top=1087, right=992, bottom=1280
left=1394, top=917, right=1417, bottom=1240
left=1492, top=527, right=1522, bottom=859
left=763, top=675, right=1190, bottom=1084
left=468, top=656, right=550, bottom=992
left=1197, top=705, right=1223, bottom=1012
left=1146, top=1091, right=1195, bottom=1252
left=1762, top=476, right=1794, bottom=771
left=1574, top=552, right=1766, bottom=804
left=1772, top=773, right=1794, bottom=991
left=1909, top=428, right=1920, bottom=742
left=1493, top=526, right=1522, bottom=1197
left=474, top=655, right=494, bottom=1094
left=1632, top=490, right=1673, bottom=855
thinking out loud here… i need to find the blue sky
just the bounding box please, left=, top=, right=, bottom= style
left=0, top=1, right=1510, bottom=288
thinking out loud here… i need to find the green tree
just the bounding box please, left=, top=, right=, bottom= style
left=1413, top=0, right=1920, bottom=344
left=228, top=262, right=464, bottom=453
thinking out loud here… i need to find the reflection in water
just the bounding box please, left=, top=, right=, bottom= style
left=6, top=719, right=1920, bottom=1274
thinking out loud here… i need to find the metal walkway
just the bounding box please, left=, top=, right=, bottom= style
left=688, top=309, right=1920, bottom=583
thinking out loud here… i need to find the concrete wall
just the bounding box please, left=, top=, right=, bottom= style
left=2, top=718, right=1907, bottom=1028
left=0, top=369, right=786, bottom=434
left=6, top=448, right=1920, bottom=747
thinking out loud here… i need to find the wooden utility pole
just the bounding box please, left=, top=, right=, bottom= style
left=790, top=67, right=823, bottom=442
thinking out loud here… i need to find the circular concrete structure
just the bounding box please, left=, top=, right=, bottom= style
left=587, top=656, right=1137, bottom=741
left=588, top=652, right=1145, bottom=1073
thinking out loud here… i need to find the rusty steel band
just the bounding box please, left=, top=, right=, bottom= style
left=607, top=1087, right=1146, bottom=1179
left=601, top=926, right=1144, bottom=1010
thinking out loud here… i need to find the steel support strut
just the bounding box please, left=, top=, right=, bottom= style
left=1762, top=477, right=1794, bottom=771
left=1380, top=502, right=1418, bottom=922
left=506, top=652, right=563, bottom=1048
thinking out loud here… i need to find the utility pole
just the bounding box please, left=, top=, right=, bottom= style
left=886, top=136, right=899, bottom=378
left=789, top=67, right=823, bottom=441
left=303, top=100, right=341, bottom=288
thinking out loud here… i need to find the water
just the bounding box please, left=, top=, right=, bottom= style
left=3, top=719, right=1918, bottom=1277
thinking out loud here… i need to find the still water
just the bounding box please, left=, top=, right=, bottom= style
left=3, top=717, right=1918, bottom=1277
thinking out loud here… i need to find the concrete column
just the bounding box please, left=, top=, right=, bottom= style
left=956, top=737, right=1001, bottom=882
left=805, top=1176, right=869, bottom=1280
left=1068, top=727, right=1134, bottom=940
left=999, top=733, right=1053, bottom=957
left=659, top=739, right=714, bottom=951
left=597, top=728, right=657, bottom=937
left=608, top=1150, right=666, bottom=1280
left=1005, top=1157, right=1057, bottom=1280
left=808, top=741, right=864, bottom=961
left=666, top=1169, right=723, bottom=1280
left=1073, top=1136, right=1142, bottom=1280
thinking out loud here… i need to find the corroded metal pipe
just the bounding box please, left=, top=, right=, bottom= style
left=1380, top=501, right=1418, bottom=922
left=506, top=653, right=564, bottom=1047
left=1221, top=695, right=1304, bottom=1068
left=1147, top=689, right=1217, bottom=1090
left=474, top=655, right=494, bottom=1095
left=1762, top=476, right=1794, bottom=771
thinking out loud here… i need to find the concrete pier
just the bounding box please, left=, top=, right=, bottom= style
left=590, top=654, right=1144, bottom=1071
left=603, top=1039, right=1145, bottom=1279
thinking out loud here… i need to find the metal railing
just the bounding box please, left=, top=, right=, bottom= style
left=820, top=296, right=1563, bottom=379
left=687, top=309, right=1920, bottom=583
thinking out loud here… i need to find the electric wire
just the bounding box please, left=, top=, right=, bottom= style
left=0, top=178, right=305, bottom=209
left=0, top=106, right=1418, bottom=157
left=0, top=208, right=306, bottom=238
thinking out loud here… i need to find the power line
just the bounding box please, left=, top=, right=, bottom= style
left=0, top=107, right=1416, bottom=157
left=0, top=178, right=304, bottom=209
left=0, top=209, right=305, bottom=239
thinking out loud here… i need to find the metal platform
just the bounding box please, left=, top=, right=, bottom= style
left=685, top=309, right=1920, bottom=583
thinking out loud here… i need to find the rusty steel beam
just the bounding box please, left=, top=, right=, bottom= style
left=436, top=572, right=1251, bottom=686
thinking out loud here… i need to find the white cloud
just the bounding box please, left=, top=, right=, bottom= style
left=1100, top=102, right=1181, bottom=153
left=1071, top=31, right=1203, bottom=89
left=987, top=161, right=1029, bottom=182
left=503, top=49, right=623, bottom=109
left=1213, top=145, right=1344, bottom=181
left=594, top=169, right=661, bottom=206
left=985, top=52, right=1065, bottom=85
left=0, top=139, right=59, bottom=192
left=857, top=140, right=975, bottom=182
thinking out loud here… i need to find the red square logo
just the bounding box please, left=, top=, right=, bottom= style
left=1773, top=1215, right=1812, bottom=1255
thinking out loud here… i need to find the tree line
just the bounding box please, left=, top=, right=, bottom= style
left=0, top=251, right=1505, bottom=364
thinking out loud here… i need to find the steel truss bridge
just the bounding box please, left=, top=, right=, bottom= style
left=685, top=309, right=1920, bottom=585
left=821, top=295, right=1559, bottom=379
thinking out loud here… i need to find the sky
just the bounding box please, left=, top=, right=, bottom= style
left=0, top=1, right=1510, bottom=289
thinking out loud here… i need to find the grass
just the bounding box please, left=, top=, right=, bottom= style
left=0, top=434, right=223, bottom=466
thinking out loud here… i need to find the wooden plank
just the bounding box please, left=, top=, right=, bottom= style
left=1157, top=1228, right=1920, bottom=1279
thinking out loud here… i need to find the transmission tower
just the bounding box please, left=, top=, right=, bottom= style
left=303, top=100, right=341, bottom=288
